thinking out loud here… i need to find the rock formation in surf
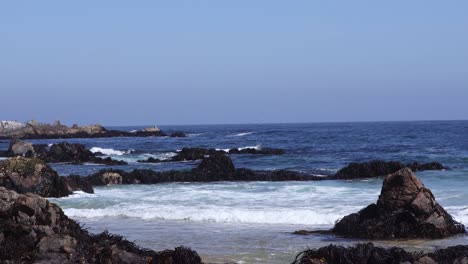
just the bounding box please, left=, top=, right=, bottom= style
left=0, top=157, right=92, bottom=197
left=6, top=140, right=126, bottom=165
left=332, top=168, right=465, bottom=239
left=0, top=187, right=202, bottom=264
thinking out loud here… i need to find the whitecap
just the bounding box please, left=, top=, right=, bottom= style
left=228, top=132, right=254, bottom=137
left=90, top=147, right=133, bottom=156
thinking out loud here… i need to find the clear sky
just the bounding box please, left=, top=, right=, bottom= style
left=1, top=1, right=467, bottom=125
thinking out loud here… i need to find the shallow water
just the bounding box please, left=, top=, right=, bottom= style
left=2, top=121, right=466, bottom=263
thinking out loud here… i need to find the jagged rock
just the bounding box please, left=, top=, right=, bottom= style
left=7, top=139, right=35, bottom=157
left=332, top=168, right=465, bottom=239
left=195, top=153, right=236, bottom=179
left=0, top=157, right=92, bottom=197
left=0, top=187, right=202, bottom=263
left=332, top=160, right=446, bottom=180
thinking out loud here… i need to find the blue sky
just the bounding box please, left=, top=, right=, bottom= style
left=1, top=1, right=467, bottom=125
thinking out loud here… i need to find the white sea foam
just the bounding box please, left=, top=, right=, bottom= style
left=89, top=147, right=133, bottom=156
left=216, top=144, right=262, bottom=152
left=63, top=205, right=351, bottom=225
left=187, top=133, right=206, bottom=137
left=228, top=132, right=254, bottom=137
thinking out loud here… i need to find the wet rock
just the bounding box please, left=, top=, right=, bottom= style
left=228, top=147, right=285, bottom=155
left=137, top=146, right=285, bottom=164
left=0, top=157, right=93, bottom=197
left=6, top=140, right=127, bottom=165
left=0, top=187, right=202, bottom=263
left=332, top=168, right=465, bottom=239
left=332, top=160, right=446, bottom=180
left=93, top=155, right=323, bottom=185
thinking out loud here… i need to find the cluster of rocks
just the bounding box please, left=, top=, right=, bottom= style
left=5, top=140, right=127, bottom=165
left=138, top=146, right=285, bottom=163
left=0, top=120, right=186, bottom=139
left=0, top=187, right=202, bottom=264
left=92, top=153, right=321, bottom=187
left=292, top=243, right=468, bottom=264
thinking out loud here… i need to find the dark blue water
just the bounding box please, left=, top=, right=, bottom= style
left=1, top=121, right=465, bottom=175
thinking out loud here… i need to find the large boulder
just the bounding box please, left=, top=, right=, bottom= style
left=332, top=168, right=465, bottom=239
left=0, top=187, right=202, bottom=263
left=0, top=157, right=92, bottom=197
left=7, top=139, right=35, bottom=157
left=332, top=160, right=446, bottom=180
left=193, top=153, right=236, bottom=180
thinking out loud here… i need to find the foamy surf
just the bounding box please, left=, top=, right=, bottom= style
left=90, top=147, right=134, bottom=156
left=216, top=144, right=262, bottom=152
left=228, top=132, right=254, bottom=137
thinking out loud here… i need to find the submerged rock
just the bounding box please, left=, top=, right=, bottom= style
left=332, top=168, right=464, bottom=239
left=332, top=160, right=446, bottom=180
left=0, top=157, right=92, bottom=197
left=291, top=242, right=468, bottom=264
left=0, top=187, right=202, bottom=264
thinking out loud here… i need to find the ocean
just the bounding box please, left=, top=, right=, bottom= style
left=2, top=121, right=467, bottom=263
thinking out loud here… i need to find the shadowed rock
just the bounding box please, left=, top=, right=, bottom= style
left=332, top=168, right=464, bottom=239
left=331, top=160, right=446, bottom=180
left=291, top=243, right=468, bottom=264
left=0, top=187, right=202, bottom=264
left=0, top=157, right=92, bottom=197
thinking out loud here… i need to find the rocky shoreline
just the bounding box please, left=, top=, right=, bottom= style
left=0, top=120, right=186, bottom=139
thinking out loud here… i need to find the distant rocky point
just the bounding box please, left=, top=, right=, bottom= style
left=0, top=120, right=186, bottom=139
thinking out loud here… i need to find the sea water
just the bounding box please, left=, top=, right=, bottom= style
left=1, top=121, right=465, bottom=263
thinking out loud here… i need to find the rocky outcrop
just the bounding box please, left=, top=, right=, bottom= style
left=291, top=243, right=468, bottom=264
left=169, top=132, right=187, bottom=137
left=0, top=187, right=202, bottom=263
left=331, top=160, right=446, bottom=180
left=90, top=154, right=322, bottom=186
left=0, top=120, right=177, bottom=139
left=0, top=157, right=91, bottom=197
left=138, top=147, right=285, bottom=163
left=6, top=140, right=126, bottom=165
left=332, top=168, right=464, bottom=239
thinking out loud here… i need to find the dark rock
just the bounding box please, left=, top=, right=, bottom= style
left=0, top=187, right=202, bottom=263
left=228, top=147, right=285, bottom=155
left=291, top=243, right=423, bottom=264
left=332, top=168, right=465, bottom=239
left=292, top=243, right=468, bottom=264
left=193, top=153, right=236, bottom=179
left=137, top=146, right=285, bottom=164
left=6, top=140, right=127, bottom=166
left=92, top=155, right=323, bottom=186
left=170, top=132, right=187, bottom=137
left=332, top=160, right=446, bottom=180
